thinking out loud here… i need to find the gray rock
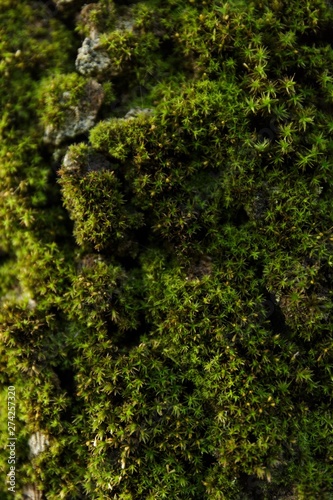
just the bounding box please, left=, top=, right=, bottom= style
left=28, top=432, right=49, bottom=458
left=44, top=80, right=104, bottom=146
left=76, top=37, right=111, bottom=77
left=114, top=10, right=136, bottom=33
left=63, top=147, right=112, bottom=175
left=22, top=484, right=43, bottom=500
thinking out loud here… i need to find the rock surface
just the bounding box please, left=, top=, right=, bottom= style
left=76, top=38, right=112, bottom=77
left=43, top=80, right=104, bottom=146
left=28, top=432, right=49, bottom=458
left=63, top=147, right=112, bottom=175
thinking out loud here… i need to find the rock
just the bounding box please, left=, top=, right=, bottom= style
left=0, top=287, right=36, bottom=309
left=76, top=3, right=118, bottom=39
left=23, top=432, right=49, bottom=499
left=76, top=37, right=112, bottom=77
left=22, top=484, right=43, bottom=500
left=63, top=147, right=112, bottom=175
left=52, top=146, right=68, bottom=169
left=76, top=3, right=100, bottom=39
left=114, top=8, right=136, bottom=33
left=75, top=4, right=137, bottom=75
left=44, top=80, right=104, bottom=146
left=28, top=431, right=49, bottom=458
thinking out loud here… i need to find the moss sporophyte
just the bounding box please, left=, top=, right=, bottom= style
left=0, top=0, right=333, bottom=498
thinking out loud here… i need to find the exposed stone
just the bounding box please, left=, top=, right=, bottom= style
left=76, top=3, right=100, bottom=39
left=76, top=37, right=112, bottom=77
left=52, top=146, right=68, bottom=169
left=22, top=484, right=43, bottom=500
left=28, top=431, right=49, bottom=458
left=75, top=4, right=137, bottom=75
left=63, top=147, right=112, bottom=175
left=44, top=80, right=104, bottom=146
left=114, top=8, right=136, bottom=33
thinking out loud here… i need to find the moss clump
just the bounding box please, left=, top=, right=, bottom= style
left=59, top=160, right=145, bottom=251
left=1, top=0, right=333, bottom=498
left=37, top=73, right=88, bottom=129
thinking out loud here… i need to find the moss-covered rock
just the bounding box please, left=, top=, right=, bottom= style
left=1, top=0, right=333, bottom=498
left=38, top=73, right=105, bottom=145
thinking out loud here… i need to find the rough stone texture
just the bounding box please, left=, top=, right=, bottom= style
left=44, top=80, right=104, bottom=146
left=63, top=147, right=112, bottom=175
left=76, top=3, right=100, bottom=39
left=75, top=4, right=136, bottom=74
left=28, top=432, right=49, bottom=458
left=22, top=484, right=43, bottom=500
left=76, top=37, right=112, bottom=77
left=114, top=8, right=136, bottom=33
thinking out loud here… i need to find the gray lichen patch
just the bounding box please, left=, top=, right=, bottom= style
left=43, top=79, right=104, bottom=146
left=76, top=37, right=112, bottom=77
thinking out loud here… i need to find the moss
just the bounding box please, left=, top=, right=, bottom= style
left=75, top=0, right=118, bottom=38
left=1, top=0, right=333, bottom=498
left=37, top=73, right=88, bottom=130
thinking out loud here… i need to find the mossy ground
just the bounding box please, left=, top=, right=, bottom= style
left=0, top=0, right=333, bottom=498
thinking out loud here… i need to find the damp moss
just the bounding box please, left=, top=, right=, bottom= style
left=37, top=73, right=89, bottom=130
left=1, top=0, right=333, bottom=498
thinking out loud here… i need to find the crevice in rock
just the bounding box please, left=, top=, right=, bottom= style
left=53, top=365, right=76, bottom=396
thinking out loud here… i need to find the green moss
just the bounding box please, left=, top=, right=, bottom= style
left=75, top=0, right=118, bottom=38
left=37, top=73, right=88, bottom=130
left=1, top=0, right=333, bottom=498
